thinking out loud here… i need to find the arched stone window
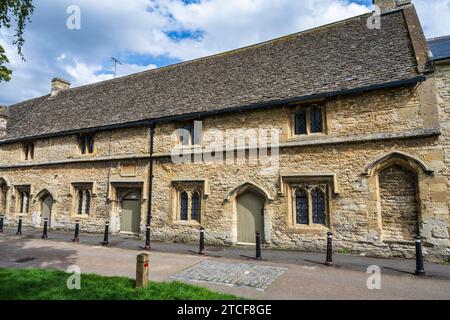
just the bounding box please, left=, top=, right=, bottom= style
left=191, top=191, right=201, bottom=222
left=295, top=188, right=309, bottom=225
left=180, top=191, right=188, bottom=221
left=312, top=187, right=326, bottom=224
left=73, top=183, right=93, bottom=216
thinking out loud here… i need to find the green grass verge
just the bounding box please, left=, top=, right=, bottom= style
left=0, top=268, right=242, bottom=300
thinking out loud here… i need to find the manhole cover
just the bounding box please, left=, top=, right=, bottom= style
left=15, top=257, right=35, bottom=263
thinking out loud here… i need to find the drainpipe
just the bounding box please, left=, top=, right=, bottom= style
left=147, top=123, right=155, bottom=226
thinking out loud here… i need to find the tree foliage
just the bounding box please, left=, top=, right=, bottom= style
left=0, top=0, right=34, bottom=82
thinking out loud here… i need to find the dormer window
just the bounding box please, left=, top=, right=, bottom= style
left=22, top=142, right=35, bottom=160
left=79, top=134, right=94, bottom=155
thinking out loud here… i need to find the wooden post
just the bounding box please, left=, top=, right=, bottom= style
left=136, top=253, right=149, bottom=289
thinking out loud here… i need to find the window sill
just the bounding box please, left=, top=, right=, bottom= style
left=14, top=212, right=30, bottom=218
left=171, top=220, right=201, bottom=227
left=70, top=214, right=91, bottom=220
left=287, top=224, right=330, bottom=235
left=287, top=133, right=327, bottom=142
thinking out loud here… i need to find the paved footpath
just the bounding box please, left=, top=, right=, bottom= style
left=1, top=228, right=449, bottom=300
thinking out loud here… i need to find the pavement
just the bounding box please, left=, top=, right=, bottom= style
left=1, top=227, right=450, bottom=300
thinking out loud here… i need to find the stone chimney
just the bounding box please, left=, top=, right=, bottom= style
left=0, top=105, right=9, bottom=140
left=51, top=77, right=71, bottom=97
left=373, top=0, right=411, bottom=13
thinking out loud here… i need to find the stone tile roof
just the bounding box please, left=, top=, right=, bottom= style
left=5, top=9, right=422, bottom=141
left=428, top=36, right=450, bottom=61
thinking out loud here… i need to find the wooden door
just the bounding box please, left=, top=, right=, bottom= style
left=237, top=192, right=265, bottom=244
left=121, top=191, right=141, bottom=234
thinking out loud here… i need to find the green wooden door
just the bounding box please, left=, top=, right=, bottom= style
left=121, top=199, right=141, bottom=234
left=237, top=192, right=265, bottom=244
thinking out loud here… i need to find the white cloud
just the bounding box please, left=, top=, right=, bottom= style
left=65, top=60, right=157, bottom=86
left=0, top=0, right=448, bottom=105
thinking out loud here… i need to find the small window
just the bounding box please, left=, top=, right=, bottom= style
left=191, top=191, right=201, bottom=222
left=176, top=121, right=201, bottom=146
left=23, top=142, right=35, bottom=160
left=80, top=135, right=94, bottom=155
left=173, top=181, right=203, bottom=224
left=293, top=104, right=325, bottom=136
left=73, top=183, right=93, bottom=215
left=180, top=191, right=188, bottom=220
left=292, top=185, right=328, bottom=226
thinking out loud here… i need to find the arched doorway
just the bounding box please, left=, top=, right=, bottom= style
left=237, top=191, right=265, bottom=244
left=40, top=194, right=53, bottom=227
left=120, top=190, right=141, bottom=234
left=379, top=164, right=419, bottom=241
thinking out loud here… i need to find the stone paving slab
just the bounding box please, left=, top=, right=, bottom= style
left=173, top=260, right=288, bottom=291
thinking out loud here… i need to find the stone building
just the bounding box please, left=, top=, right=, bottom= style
left=0, top=0, right=449, bottom=260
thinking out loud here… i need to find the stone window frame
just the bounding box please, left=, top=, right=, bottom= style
left=78, top=133, right=95, bottom=156
left=280, top=174, right=337, bottom=234
left=291, top=184, right=329, bottom=227
left=290, top=102, right=327, bottom=137
left=13, top=185, right=31, bottom=216
left=172, top=121, right=203, bottom=148
left=70, top=182, right=95, bottom=218
left=21, top=141, right=35, bottom=161
left=171, top=180, right=206, bottom=226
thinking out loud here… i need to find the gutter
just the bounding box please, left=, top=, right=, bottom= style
left=147, top=124, right=155, bottom=226
left=0, top=75, right=426, bottom=145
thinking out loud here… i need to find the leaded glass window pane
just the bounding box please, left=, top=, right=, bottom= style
left=310, top=106, right=323, bottom=133
left=84, top=190, right=91, bottom=215
left=295, top=189, right=309, bottom=224
left=191, top=191, right=201, bottom=221
left=312, top=188, right=326, bottom=224
left=295, top=112, right=307, bottom=135
left=77, top=190, right=84, bottom=215
left=88, top=136, right=94, bottom=154
left=180, top=191, right=188, bottom=220
left=25, top=192, right=30, bottom=213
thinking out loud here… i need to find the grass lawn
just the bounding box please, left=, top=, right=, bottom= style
left=0, top=268, right=242, bottom=300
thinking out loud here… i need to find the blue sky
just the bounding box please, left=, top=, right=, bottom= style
left=0, top=0, right=449, bottom=105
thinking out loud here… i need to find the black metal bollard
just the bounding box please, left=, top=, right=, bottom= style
left=102, top=222, right=109, bottom=246
left=144, top=224, right=151, bottom=250
left=325, top=232, right=333, bottom=266
left=41, top=218, right=48, bottom=239
left=0, top=215, right=4, bottom=233
left=415, top=236, right=426, bottom=276
left=16, top=217, right=22, bottom=236
left=199, top=227, right=205, bottom=255
left=256, top=231, right=262, bottom=260
left=73, top=220, right=80, bottom=243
